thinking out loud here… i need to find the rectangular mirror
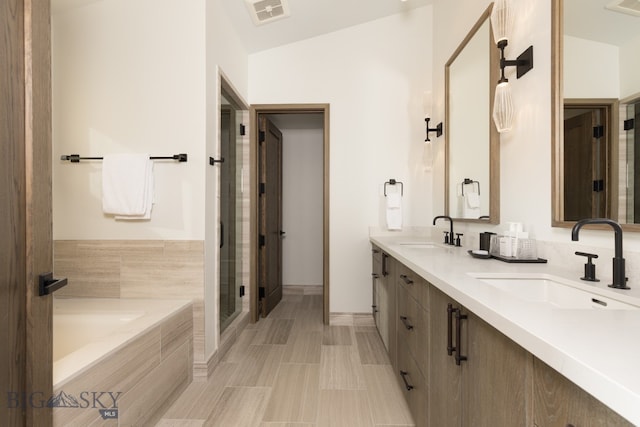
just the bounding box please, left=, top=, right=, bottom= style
left=552, top=0, right=640, bottom=230
left=445, top=4, right=500, bottom=223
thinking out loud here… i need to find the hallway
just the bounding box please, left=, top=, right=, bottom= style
left=156, top=290, right=415, bottom=426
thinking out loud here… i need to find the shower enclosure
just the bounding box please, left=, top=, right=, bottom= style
left=219, top=83, right=247, bottom=332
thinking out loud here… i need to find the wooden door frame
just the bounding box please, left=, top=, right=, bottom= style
left=249, top=104, right=330, bottom=324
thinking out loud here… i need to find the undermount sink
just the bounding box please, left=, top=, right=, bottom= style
left=398, top=242, right=438, bottom=249
left=469, top=273, right=639, bottom=310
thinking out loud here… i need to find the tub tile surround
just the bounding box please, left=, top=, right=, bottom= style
left=54, top=240, right=210, bottom=372
left=53, top=300, right=193, bottom=427
left=370, top=232, right=640, bottom=425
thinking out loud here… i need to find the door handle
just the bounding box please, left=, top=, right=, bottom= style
left=38, top=272, right=68, bottom=296
left=279, top=230, right=286, bottom=237
left=399, top=370, right=415, bottom=391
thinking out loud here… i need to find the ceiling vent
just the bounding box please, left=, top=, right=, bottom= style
left=244, top=0, right=291, bottom=26
left=606, top=0, right=640, bottom=17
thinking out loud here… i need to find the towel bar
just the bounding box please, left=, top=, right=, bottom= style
left=384, top=179, right=404, bottom=196
left=60, top=153, right=188, bottom=163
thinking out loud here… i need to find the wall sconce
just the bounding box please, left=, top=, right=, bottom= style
left=490, top=0, right=534, bottom=133
left=423, top=91, right=443, bottom=142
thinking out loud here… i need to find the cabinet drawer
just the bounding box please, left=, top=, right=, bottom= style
left=396, top=264, right=427, bottom=305
left=397, top=343, right=427, bottom=427
left=397, top=283, right=429, bottom=378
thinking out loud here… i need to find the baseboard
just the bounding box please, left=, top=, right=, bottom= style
left=192, top=310, right=250, bottom=381
left=330, top=312, right=375, bottom=326
left=283, top=284, right=323, bottom=295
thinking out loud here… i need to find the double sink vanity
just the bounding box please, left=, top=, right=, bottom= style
left=370, top=234, right=640, bottom=426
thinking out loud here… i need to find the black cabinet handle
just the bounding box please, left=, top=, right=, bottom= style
left=382, top=253, right=389, bottom=277
left=399, top=370, right=414, bottom=391
left=447, top=303, right=455, bottom=356
left=400, top=315, right=414, bottom=330
left=400, top=274, right=414, bottom=285
left=454, top=308, right=468, bottom=366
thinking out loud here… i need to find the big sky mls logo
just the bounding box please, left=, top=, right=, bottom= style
left=6, top=390, right=121, bottom=420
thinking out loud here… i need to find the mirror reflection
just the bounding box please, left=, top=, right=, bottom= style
left=554, top=0, right=640, bottom=228
left=445, top=5, right=499, bottom=223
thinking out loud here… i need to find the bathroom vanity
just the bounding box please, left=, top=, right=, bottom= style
left=371, top=236, right=639, bottom=426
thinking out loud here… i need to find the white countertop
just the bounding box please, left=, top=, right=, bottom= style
left=370, top=234, right=640, bottom=425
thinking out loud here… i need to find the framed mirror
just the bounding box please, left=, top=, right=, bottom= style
left=552, top=0, right=640, bottom=230
left=445, top=4, right=500, bottom=223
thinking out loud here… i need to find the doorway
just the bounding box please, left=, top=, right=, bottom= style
left=250, top=104, right=330, bottom=324
left=563, top=100, right=616, bottom=221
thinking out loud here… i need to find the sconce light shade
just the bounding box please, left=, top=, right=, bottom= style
left=490, top=0, right=513, bottom=44
left=493, top=81, right=514, bottom=133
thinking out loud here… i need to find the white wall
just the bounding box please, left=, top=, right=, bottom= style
left=564, top=35, right=619, bottom=99
left=249, top=7, right=433, bottom=313
left=620, top=36, right=640, bottom=99
left=272, top=116, right=324, bottom=287
left=52, top=0, right=207, bottom=240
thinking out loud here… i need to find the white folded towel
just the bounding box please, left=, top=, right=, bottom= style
left=102, top=154, right=154, bottom=220
left=386, top=192, right=403, bottom=231
left=460, top=191, right=480, bottom=219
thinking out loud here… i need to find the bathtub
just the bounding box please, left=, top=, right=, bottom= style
left=52, top=297, right=193, bottom=426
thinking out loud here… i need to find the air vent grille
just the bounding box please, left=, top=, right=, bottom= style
left=245, top=0, right=291, bottom=26
left=606, top=0, right=640, bottom=17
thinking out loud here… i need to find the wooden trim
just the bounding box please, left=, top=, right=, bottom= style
left=444, top=4, right=499, bottom=224
left=551, top=0, right=563, bottom=227
left=250, top=104, right=331, bottom=325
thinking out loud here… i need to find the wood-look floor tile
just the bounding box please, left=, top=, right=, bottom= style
left=268, top=301, right=298, bottom=319
left=316, top=389, right=373, bottom=427
left=355, top=331, right=390, bottom=365
left=363, top=365, right=415, bottom=426
left=155, top=420, right=205, bottom=427
left=319, top=346, right=365, bottom=390
left=222, top=329, right=258, bottom=363
left=322, top=325, right=353, bottom=345
left=204, top=386, right=271, bottom=427
left=252, top=318, right=295, bottom=345
left=228, top=345, right=284, bottom=387
left=262, top=363, right=320, bottom=423
left=283, top=331, right=322, bottom=364
left=292, top=310, right=324, bottom=333
left=260, top=423, right=315, bottom=427
left=162, top=362, right=237, bottom=420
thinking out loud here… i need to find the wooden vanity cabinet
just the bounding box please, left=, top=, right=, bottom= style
left=533, top=358, right=632, bottom=427
left=428, top=285, right=532, bottom=427
left=371, top=245, right=396, bottom=366
left=395, top=263, right=430, bottom=427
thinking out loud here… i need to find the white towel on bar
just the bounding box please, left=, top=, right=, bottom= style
left=386, top=192, right=403, bottom=230
left=102, top=154, right=154, bottom=219
left=460, top=191, right=480, bottom=219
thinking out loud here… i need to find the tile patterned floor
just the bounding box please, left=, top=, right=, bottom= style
left=156, top=293, right=414, bottom=427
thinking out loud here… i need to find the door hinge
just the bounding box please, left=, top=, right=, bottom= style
left=593, top=179, right=605, bottom=192
left=593, top=125, right=605, bottom=139
left=239, top=285, right=245, bottom=298
left=240, top=124, right=246, bottom=136
left=259, top=182, right=266, bottom=195
left=259, top=234, right=265, bottom=247
left=624, top=118, right=635, bottom=131
left=259, top=286, right=266, bottom=299
left=259, top=130, right=266, bottom=143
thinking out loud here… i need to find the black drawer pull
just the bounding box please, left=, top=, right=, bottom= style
left=400, top=274, right=414, bottom=285
left=399, top=370, right=414, bottom=391
left=400, top=315, right=414, bottom=330
left=455, top=309, right=468, bottom=365
left=447, top=303, right=455, bottom=356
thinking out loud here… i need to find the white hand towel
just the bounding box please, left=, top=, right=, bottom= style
left=466, top=191, right=480, bottom=208
left=102, top=154, right=154, bottom=219
left=115, top=162, right=154, bottom=220
left=386, top=192, right=403, bottom=230
left=461, top=191, right=480, bottom=219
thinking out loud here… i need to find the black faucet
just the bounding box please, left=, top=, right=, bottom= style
left=571, top=218, right=629, bottom=289
left=433, top=215, right=456, bottom=246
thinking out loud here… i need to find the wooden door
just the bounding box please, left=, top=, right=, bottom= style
left=1, top=0, right=53, bottom=425
left=564, top=107, right=608, bottom=220
left=258, top=116, right=283, bottom=317
left=462, top=311, right=532, bottom=426
left=428, top=287, right=462, bottom=427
